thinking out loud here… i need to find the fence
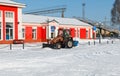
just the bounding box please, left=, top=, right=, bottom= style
left=78, top=38, right=119, bottom=46
left=0, top=39, right=119, bottom=50
left=0, top=42, right=43, bottom=50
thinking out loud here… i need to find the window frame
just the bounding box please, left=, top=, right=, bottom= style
left=22, top=28, right=25, bottom=39
left=32, top=29, right=37, bottom=40
left=0, top=11, right=1, bottom=17
left=0, top=22, right=1, bottom=40
left=5, top=11, right=14, bottom=18
left=6, top=22, right=14, bottom=40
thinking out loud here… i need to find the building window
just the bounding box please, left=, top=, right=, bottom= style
left=0, top=22, right=1, bottom=40
left=51, top=33, right=54, bottom=38
left=6, top=22, right=13, bottom=40
left=6, top=12, right=13, bottom=18
left=0, top=11, right=1, bottom=17
left=22, top=28, right=25, bottom=38
left=32, top=29, right=36, bottom=39
left=86, top=30, right=88, bottom=39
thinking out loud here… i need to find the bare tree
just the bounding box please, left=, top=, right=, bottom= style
left=111, top=0, right=120, bottom=25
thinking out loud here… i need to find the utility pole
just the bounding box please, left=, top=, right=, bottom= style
left=61, top=9, right=64, bottom=18
left=104, top=16, right=107, bottom=37
left=99, top=24, right=102, bottom=44
left=82, top=2, right=85, bottom=19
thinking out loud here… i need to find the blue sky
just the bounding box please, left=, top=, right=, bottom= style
left=14, top=0, right=114, bottom=22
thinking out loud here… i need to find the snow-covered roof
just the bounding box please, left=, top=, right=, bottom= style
left=0, top=0, right=25, bottom=7
left=22, top=14, right=92, bottom=27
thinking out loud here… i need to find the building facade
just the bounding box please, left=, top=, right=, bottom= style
left=0, top=0, right=25, bottom=44
left=22, top=14, right=96, bottom=43
left=0, top=0, right=96, bottom=44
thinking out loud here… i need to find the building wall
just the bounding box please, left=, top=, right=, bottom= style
left=22, top=23, right=47, bottom=42
left=37, top=27, right=42, bottom=41
left=46, top=21, right=95, bottom=40
left=22, top=21, right=96, bottom=43
left=70, top=28, right=75, bottom=38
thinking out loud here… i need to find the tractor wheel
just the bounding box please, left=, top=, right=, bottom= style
left=66, top=40, right=73, bottom=48
left=54, top=43, right=61, bottom=49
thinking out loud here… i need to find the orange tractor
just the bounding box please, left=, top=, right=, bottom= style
left=42, top=29, right=74, bottom=49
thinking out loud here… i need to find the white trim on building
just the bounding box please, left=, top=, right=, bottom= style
left=0, top=0, right=26, bottom=8
left=18, top=8, right=23, bottom=39
left=0, top=10, right=2, bottom=40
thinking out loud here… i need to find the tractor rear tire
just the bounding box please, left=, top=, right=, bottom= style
left=66, top=40, right=73, bottom=48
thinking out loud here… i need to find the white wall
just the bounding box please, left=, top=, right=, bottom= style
left=18, top=8, right=23, bottom=39
left=55, top=27, right=58, bottom=37
left=47, top=21, right=59, bottom=39
left=48, top=25, right=51, bottom=39
left=90, top=29, right=93, bottom=39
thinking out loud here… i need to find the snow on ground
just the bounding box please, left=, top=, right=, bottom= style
left=0, top=39, right=120, bottom=76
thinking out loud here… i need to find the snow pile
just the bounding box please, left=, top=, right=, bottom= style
left=0, top=39, right=120, bottom=76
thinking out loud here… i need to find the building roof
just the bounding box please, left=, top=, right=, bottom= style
left=0, top=0, right=25, bottom=7
left=22, top=14, right=92, bottom=27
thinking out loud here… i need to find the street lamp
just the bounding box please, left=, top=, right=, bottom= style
left=99, top=23, right=102, bottom=44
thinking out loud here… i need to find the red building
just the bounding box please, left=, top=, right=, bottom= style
left=22, top=14, right=96, bottom=43
left=0, top=0, right=25, bottom=44
left=0, top=0, right=96, bottom=44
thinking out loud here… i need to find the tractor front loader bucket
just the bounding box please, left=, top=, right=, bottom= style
left=42, top=43, right=54, bottom=48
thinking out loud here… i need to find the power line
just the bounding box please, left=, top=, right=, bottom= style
left=24, top=5, right=67, bottom=18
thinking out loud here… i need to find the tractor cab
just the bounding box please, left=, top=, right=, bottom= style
left=58, top=29, right=70, bottom=37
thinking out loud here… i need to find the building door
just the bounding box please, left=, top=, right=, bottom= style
left=6, top=22, right=13, bottom=40
left=50, top=26, right=55, bottom=38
